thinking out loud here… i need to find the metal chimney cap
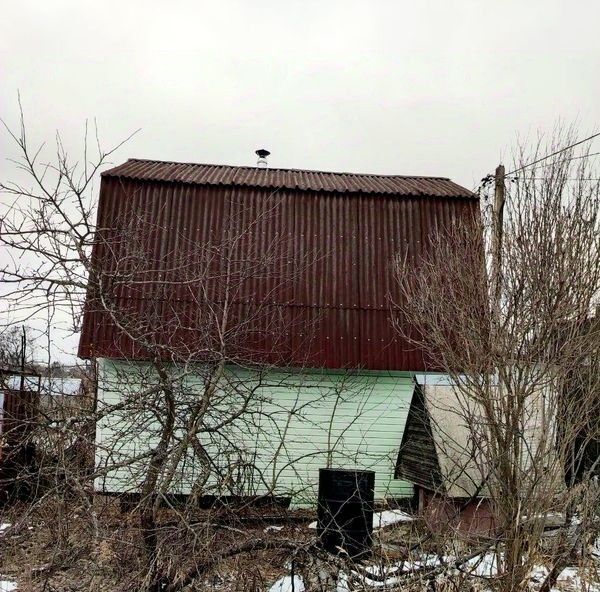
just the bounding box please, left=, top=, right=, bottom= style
left=255, top=149, right=270, bottom=159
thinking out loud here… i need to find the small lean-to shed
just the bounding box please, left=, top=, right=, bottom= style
left=396, top=380, right=494, bottom=534
left=396, top=380, right=561, bottom=534
left=79, top=159, right=478, bottom=504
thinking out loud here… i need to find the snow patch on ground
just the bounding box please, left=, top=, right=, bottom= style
left=373, top=510, right=414, bottom=528
left=463, top=552, right=499, bottom=577
left=529, top=565, right=550, bottom=583
left=308, top=509, right=414, bottom=531
left=339, top=554, right=599, bottom=591
left=267, top=575, right=305, bottom=592
left=336, top=571, right=350, bottom=592
left=1, top=524, right=17, bottom=589
left=551, top=566, right=600, bottom=592
left=264, top=525, right=284, bottom=533
left=270, top=556, right=600, bottom=592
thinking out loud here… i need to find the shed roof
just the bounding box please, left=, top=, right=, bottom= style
left=425, top=383, right=489, bottom=498
left=102, top=159, right=476, bottom=198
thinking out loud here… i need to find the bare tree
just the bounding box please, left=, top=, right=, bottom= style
left=10, top=109, right=599, bottom=592
left=393, top=127, right=600, bottom=591
left=0, top=111, right=401, bottom=592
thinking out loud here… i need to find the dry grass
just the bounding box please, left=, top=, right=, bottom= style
left=0, top=495, right=315, bottom=591
left=2, top=496, right=600, bottom=591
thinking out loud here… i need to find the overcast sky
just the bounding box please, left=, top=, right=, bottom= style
left=3, top=0, right=600, bottom=188
left=2, top=0, right=600, bottom=361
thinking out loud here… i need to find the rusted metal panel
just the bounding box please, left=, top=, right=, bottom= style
left=0, top=388, right=38, bottom=466
left=0, top=387, right=38, bottom=500
left=1, top=389, right=37, bottom=435
left=79, top=162, right=478, bottom=370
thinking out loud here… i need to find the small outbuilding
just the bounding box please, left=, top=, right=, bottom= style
left=0, top=367, right=40, bottom=503
left=396, top=379, right=562, bottom=536
left=395, top=380, right=495, bottom=535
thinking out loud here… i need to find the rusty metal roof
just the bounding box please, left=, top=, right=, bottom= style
left=102, top=159, right=475, bottom=198
left=79, top=161, right=479, bottom=370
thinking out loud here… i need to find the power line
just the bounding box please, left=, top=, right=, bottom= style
left=531, top=151, right=600, bottom=171
left=560, top=150, right=600, bottom=161
left=505, top=131, right=600, bottom=177
left=475, top=141, right=600, bottom=195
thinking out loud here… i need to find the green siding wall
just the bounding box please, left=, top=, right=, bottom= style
left=96, top=359, right=415, bottom=505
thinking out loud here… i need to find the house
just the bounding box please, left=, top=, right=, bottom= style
left=78, top=158, right=477, bottom=505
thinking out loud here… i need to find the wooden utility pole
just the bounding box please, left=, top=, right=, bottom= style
left=491, top=164, right=506, bottom=316
left=19, top=325, right=26, bottom=392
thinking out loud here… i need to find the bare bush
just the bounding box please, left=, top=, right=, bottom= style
left=0, top=112, right=400, bottom=591
left=393, top=127, right=600, bottom=591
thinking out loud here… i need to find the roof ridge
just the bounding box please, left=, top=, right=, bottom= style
left=122, top=157, right=451, bottom=181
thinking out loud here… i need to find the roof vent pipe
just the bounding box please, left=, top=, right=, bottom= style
left=255, top=149, right=270, bottom=168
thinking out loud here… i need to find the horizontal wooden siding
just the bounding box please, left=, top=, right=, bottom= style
left=95, top=359, right=415, bottom=505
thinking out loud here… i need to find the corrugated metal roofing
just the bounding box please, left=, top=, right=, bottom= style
left=102, top=159, right=476, bottom=198
left=79, top=161, right=479, bottom=370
